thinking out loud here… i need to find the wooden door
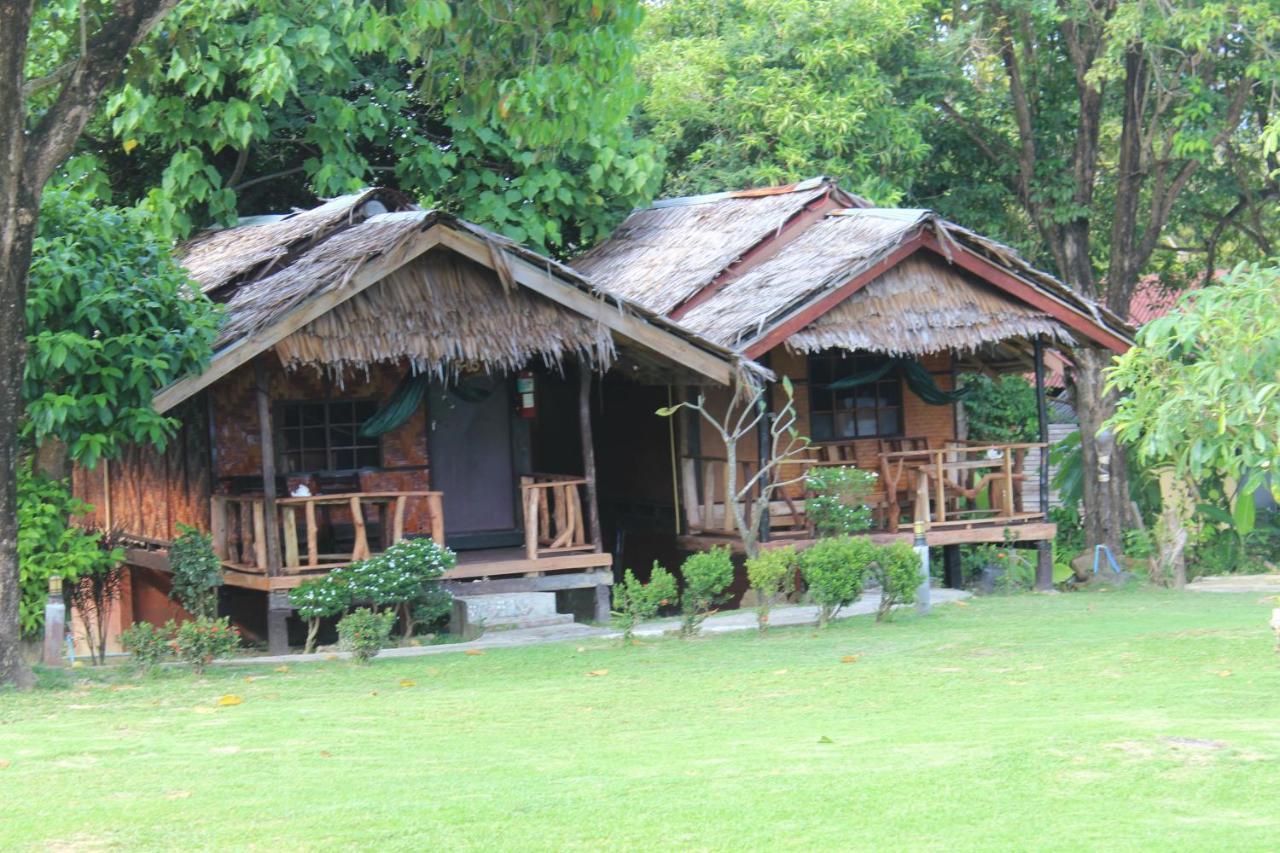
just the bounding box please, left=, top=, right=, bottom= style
left=427, top=377, right=521, bottom=549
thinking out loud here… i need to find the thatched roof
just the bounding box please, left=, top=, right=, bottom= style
left=155, top=196, right=744, bottom=413
left=179, top=188, right=416, bottom=295
left=785, top=254, right=1068, bottom=356
left=573, top=177, right=866, bottom=315
left=579, top=189, right=1133, bottom=358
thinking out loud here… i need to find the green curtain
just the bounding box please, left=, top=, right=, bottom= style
left=825, top=357, right=970, bottom=406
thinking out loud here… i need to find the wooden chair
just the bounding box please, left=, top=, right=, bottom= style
left=877, top=437, right=932, bottom=525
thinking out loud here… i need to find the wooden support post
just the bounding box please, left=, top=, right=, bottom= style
left=578, top=366, right=604, bottom=553
left=392, top=496, right=406, bottom=544
left=210, top=496, right=227, bottom=561
left=428, top=493, right=445, bottom=545
left=1033, top=336, right=1053, bottom=590
left=305, top=500, right=318, bottom=567
left=255, top=357, right=287, bottom=654
left=349, top=496, right=369, bottom=561
left=943, top=545, right=964, bottom=589
left=594, top=581, right=611, bottom=624
left=282, top=506, right=299, bottom=568
left=524, top=486, right=539, bottom=560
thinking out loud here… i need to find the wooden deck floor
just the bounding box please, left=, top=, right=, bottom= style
left=678, top=519, right=1056, bottom=556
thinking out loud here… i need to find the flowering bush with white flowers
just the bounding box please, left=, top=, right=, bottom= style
left=336, top=538, right=457, bottom=639
left=289, top=576, right=353, bottom=654
left=805, top=466, right=878, bottom=536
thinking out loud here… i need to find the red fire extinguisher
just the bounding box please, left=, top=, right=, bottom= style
left=515, top=370, right=537, bottom=419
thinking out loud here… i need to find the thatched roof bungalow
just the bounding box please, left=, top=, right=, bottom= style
left=577, top=179, right=1133, bottom=585
left=78, top=188, right=747, bottom=653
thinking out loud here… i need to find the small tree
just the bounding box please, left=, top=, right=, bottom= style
left=678, top=547, right=734, bottom=638
left=658, top=376, right=813, bottom=558
left=341, top=538, right=456, bottom=639
left=1108, top=263, right=1280, bottom=587
left=289, top=577, right=353, bottom=655
left=69, top=559, right=124, bottom=666
left=745, top=546, right=797, bottom=634
left=871, top=542, right=921, bottom=622
left=800, top=536, right=877, bottom=628
left=612, top=565, right=678, bottom=644
left=168, top=525, right=222, bottom=618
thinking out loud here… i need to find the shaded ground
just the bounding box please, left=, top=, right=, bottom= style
left=3, top=588, right=1279, bottom=851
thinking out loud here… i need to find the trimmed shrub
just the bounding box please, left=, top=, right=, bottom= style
left=170, top=616, right=240, bottom=674
left=612, top=564, right=678, bottom=643
left=168, top=524, right=223, bottom=618
left=805, top=466, right=878, bottom=536
left=337, top=608, right=397, bottom=664
left=872, top=541, right=922, bottom=621
left=800, top=536, right=876, bottom=627
left=120, top=621, right=169, bottom=673
left=339, top=537, right=456, bottom=638
left=679, top=547, right=734, bottom=637
left=745, top=546, right=797, bottom=634
left=289, top=576, right=353, bottom=654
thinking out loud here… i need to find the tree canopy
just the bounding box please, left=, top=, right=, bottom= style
left=51, top=0, right=661, bottom=251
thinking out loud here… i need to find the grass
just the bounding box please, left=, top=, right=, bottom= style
left=3, top=587, right=1280, bottom=851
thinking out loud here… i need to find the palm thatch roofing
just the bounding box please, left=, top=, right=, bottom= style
left=577, top=184, right=1133, bottom=361
left=154, top=193, right=743, bottom=413
left=573, top=177, right=867, bottom=315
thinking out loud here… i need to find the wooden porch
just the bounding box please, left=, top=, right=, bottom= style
left=210, top=477, right=612, bottom=594
left=678, top=438, right=1054, bottom=550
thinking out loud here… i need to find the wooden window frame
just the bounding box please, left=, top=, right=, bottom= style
left=806, top=352, right=904, bottom=442
left=275, top=398, right=383, bottom=475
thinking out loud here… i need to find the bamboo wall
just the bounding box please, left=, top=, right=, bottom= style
left=72, top=396, right=213, bottom=542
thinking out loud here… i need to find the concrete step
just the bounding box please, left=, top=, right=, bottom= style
left=450, top=592, right=572, bottom=639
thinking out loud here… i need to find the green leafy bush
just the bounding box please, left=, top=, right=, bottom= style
left=168, top=524, right=222, bottom=618
left=805, top=466, right=877, bottom=536
left=338, top=608, right=397, bottom=665
left=119, top=622, right=169, bottom=673
left=678, top=547, right=734, bottom=637
left=337, top=537, right=456, bottom=638
left=961, top=374, right=1038, bottom=444
left=17, top=461, right=120, bottom=636
left=871, top=541, right=921, bottom=621
left=169, top=616, right=240, bottom=674
left=745, top=546, right=797, bottom=633
left=612, top=564, right=678, bottom=643
left=289, top=576, right=354, bottom=654
left=800, top=536, right=876, bottom=627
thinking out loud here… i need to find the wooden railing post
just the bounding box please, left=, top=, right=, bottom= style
left=210, top=497, right=227, bottom=560
left=305, top=499, right=319, bottom=567
left=282, top=506, right=300, bottom=568
left=524, top=485, right=539, bottom=560
left=349, top=496, right=369, bottom=561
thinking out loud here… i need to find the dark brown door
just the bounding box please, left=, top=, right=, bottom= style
left=427, top=377, right=521, bottom=549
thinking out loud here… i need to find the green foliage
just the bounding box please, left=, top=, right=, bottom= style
left=119, top=622, right=169, bottom=674
left=168, top=525, right=223, bottom=619
left=169, top=616, right=240, bottom=674
left=745, top=546, right=797, bottom=633
left=289, top=576, right=354, bottom=654
left=25, top=192, right=219, bottom=468
left=1108, top=263, right=1280, bottom=535
left=961, top=374, right=1038, bottom=445
left=678, top=547, right=734, bottom=637
left=799, top=536, right=875, bottom=627
left=805, top=466, right=877, bottom=536
left=871, top=541, right=920, bottom=621
left=17, top=462, right=119, bottom=636
left=337, top=607, right=396, bottom=664
left=637, top=0, right=929, bottom=201
left=612, top=564, right=679, bottom=643
left=333, top=537, right=456, bottom=638
left=53, top=0, right=660, bottom=253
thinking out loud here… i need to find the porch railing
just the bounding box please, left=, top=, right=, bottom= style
left=882, top=442, right=1046, bottom=530
left=680, top=455, right=806, bottom=535
left=210, top=491, right=444, bottom=573
left=520, top=474, right=597, bottom=559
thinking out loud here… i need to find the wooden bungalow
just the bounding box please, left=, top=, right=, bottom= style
left=576, top=178, right=1133, bottom=586
left=72, top=189, right=741, bottom=652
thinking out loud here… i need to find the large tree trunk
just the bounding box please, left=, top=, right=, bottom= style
left=1073, top=346, right=1129, bottom=560
left=0, top=207, right=36, bottom=690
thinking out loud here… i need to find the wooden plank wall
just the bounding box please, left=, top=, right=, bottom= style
left=72, top=396, right=213, bottom=543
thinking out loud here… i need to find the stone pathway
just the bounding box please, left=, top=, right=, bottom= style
left=1186, top=574, right=1280, bottom=594
left=226, top=587, right=972, bottom=666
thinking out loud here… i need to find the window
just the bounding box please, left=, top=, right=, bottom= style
left=807, top=353, right=903, bottom=441
left=278, top=399, right=381, bottom=473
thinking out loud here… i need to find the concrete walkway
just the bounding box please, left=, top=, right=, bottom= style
left=1187, top=574, right=1280, bottom=594
left=224, top=588, right=971, bottom=666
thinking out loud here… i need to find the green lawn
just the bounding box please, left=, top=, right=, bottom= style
left=3, top=588, right=1280, bottom=851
